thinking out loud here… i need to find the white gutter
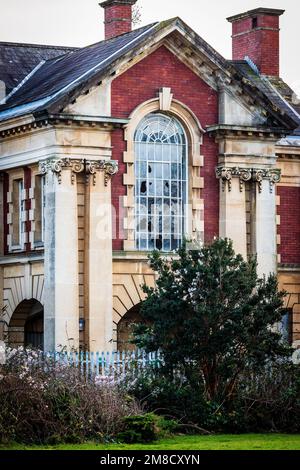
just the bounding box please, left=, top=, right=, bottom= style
left=0, top=97, right=52, bottom=120
left=0, top=23, right=158, bottom=120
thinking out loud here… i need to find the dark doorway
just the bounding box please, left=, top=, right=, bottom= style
left=117, top=304, right=143, bottom=352
left=25, top=311, right=44, bottom=349
left=8, top=299, right=44, bottom=349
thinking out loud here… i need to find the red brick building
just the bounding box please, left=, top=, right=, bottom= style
left=0, top=1, right=299, bottom=351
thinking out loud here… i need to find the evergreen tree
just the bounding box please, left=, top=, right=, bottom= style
left=134, top=238, right=291, bottom=401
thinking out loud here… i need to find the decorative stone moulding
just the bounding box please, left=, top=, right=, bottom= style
left=39, top=158, right=118, bottom=186
left=216, top=166, right=281, bottom=193
left=252, top=168, right=281, bottom=193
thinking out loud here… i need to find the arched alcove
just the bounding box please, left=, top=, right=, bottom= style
left=117, top=303, right=143, bottom=352
left=8, top=299, right=44, bottom=349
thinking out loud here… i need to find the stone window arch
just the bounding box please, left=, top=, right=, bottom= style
left=122, top=93, right=205, bottom=251
left=134, top=112, right=188, bottom=251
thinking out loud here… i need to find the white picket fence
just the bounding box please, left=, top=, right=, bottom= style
left=44, top=350, right=162, bottom=379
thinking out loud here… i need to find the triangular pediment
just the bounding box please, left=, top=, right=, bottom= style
left=58, top=19, right=295, bottom=130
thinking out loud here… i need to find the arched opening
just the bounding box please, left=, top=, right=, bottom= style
left=122, top=97, right=203, bottom=251
left=8, top=299, right=44, bottom=349
left=134, top=113, right=188, bottom=252
left=117, top=304, right=143, bottom=352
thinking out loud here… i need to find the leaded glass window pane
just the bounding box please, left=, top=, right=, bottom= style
left=134, top=113, right=187, bottom=251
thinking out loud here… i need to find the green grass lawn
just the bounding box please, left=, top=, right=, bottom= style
left=1, top=434, right=300, bottom=451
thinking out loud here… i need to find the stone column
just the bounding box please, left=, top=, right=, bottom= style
left=253, top=169, right=280, bottom=277
left=86, top=161, right=118, bottom=352
left=0, top=266, right=4, bottom=342
left=41, top=159, right=80, bottom=351
left=217, top=167, right=250, bottom=259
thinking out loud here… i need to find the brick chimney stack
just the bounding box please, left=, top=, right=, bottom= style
left=100, top=0, right=138, bottom=40
left=227, top=8, right=285, bottom=76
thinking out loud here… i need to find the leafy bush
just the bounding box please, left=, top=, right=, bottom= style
left=118, top=413, right=177, bottom=443
left=134, top=239, right=291, bottom=402
left=0, top=347, right=142, bottom=445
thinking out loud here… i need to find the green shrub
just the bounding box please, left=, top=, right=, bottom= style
left=118, top=413, right=177, bottom=444
left=125, top=361, right=300, bottom=434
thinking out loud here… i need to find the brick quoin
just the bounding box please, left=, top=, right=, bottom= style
left=111, top=45, right=219, bottom=250
left=277, top=186, right=300, bottom=264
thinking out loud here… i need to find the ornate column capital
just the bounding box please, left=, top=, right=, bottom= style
left=216, top=166, right=281, bottom=193
left=216, top=166, right=252, bottom=192
left=252, top=168, right=281, bottom=193
left=86, top=160, right=118, bottom=186
left=39, top=158, right=118, bottom=186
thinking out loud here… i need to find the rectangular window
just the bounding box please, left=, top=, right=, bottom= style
left=34, top=175, right=46, bottom=244
left=280, top=309, right=293, bottom=345
left=12, top=179, right=24, bottom=247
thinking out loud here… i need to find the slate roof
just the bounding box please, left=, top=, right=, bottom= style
left=0, top=42, right=77, bottom=95
left=0, top=22, right=158, bottom=120
left=231, top=61, right=300, bottom=129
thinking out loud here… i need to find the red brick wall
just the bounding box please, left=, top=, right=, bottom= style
left=111, top=45, right=219, bottom=250
left=231, top=14, right=280, bottom=76
left=232, top=17, right=252, bottom=35
left=277, top=186, right=300, bottom=264
left=103, top=4, right=132, bottom=39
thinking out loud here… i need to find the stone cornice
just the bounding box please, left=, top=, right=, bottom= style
left=227, top=8, right=285, bottom=23
left=207, top=124, right=287, bottom=139
left=100, top=0, right=137, bottom=7
left=216, top=166, right=281, bottom=193
left=39, top=157, right=118, bottom=186
left=278, top=264, right=300, bottom=273
left=0, top=114, right=128, bottom=139
left=0, top=253, right=44, bottom=266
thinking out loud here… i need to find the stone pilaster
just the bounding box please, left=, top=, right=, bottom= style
left=216, top=165, right=281, bottom=276
left=40, top=159, right=80, bottom=351
left=253, top=169, right=281, bottom=277
left=217, top=167, right=251, bottom=259
left=39, top=157, right=118, bottom=352
left=86, top=161, right=117, bottom=352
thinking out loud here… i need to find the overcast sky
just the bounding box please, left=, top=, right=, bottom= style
left=0, top=0, right=299, bottom=89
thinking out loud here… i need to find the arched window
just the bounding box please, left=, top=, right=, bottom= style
left=134, top=113, right=187, bottom=251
